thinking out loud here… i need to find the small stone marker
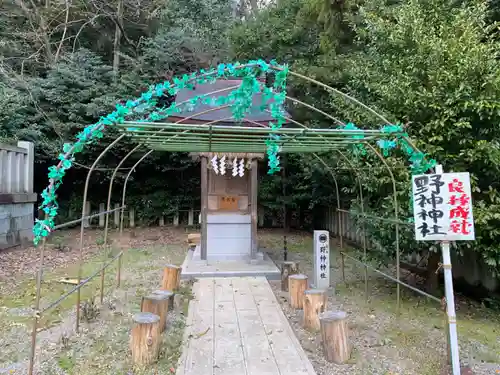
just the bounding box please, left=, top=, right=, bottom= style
left=313, top=230, right=330, bottom=289
left=319, top=311, right=351, bottom=364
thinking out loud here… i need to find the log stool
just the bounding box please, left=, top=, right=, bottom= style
left=161, top=264, right=181, bottom=291
left=152, top=289, right=175, bottom=314
left=141, top=294, right=169, bottom=332
left=281, top=261, right=299, bottom=292
left=130, top=312, right=161, bottom=365
left=187, top=233, right=201, bottom=247
left=288, top=274, right=308, bottom=309
left=319, top=311, right=351, bottom=364
left=303, top=289, right=327, bottom=331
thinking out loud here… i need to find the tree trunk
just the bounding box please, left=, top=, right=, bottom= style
left=319, top=311, right=350, bottom=364
left=425, top=251, right=441, bottom=294
left=130, top=312, right=161, bottom=365
left=303, top=289, right=327, bottom=331
left=112, top=0, right=123, bottom=75
left=288, top=274, right=308, bottom=309
left=248, top=0, right=259, bottom=16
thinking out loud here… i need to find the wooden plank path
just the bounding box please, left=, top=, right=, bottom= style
left=176, top=276, right=318, bottom=375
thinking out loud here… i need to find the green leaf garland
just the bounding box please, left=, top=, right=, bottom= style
left=33, top=59, right=288, bottom=245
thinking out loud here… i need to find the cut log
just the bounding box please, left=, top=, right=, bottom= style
left=319, top=311, right=351, bottom=364
left=281, top=261, right=299, bottom=292
left=303, top=289, right=327, bottom=331
left=141, top=294, right=169, bottom=332
left=161, top=264, right=182, bottom=291
left=288, top=274, right=308, bottom=309
left=130, top=312, right=161, bottom=366
left=151, top=289, right=175, bottom=314
left=187, top=233, right=201, bottom=245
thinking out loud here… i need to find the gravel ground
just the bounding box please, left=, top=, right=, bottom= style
left=0, top=226, right=192, bottom=375
left=1, top=227, right=498, bottom=375
left=259, top=230, right=500, bottom=375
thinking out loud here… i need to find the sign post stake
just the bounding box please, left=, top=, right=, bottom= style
left=313, top=230, right=330, bottom=289
left=412, top=164, right=474, bottom=375
left=435, top=164, right=461, bottom=375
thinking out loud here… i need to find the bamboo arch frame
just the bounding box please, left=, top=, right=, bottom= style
left=28, top=63, right=435, bottom=375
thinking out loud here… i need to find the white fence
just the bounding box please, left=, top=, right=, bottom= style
left=323, top=208, right=367, bottom=244
left=70, top=203, right=201, bottom=229
left=0, top=141, right=36, bottom=249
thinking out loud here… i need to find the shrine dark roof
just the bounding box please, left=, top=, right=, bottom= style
left=171, top=79, right=291, bottom=123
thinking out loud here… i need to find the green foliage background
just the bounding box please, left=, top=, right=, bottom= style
left=1, top=0, right=499, bottom=282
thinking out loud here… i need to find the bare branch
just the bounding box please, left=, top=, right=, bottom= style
left=14, top=0, right=55, bottom=64
left=71, top=14, right=105, bottom=53
left=55, top=0, right=71, bottom=62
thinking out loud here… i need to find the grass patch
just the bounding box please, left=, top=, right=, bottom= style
left=0, top=247, right=154, bottom=330
left=68, top=281, right=193, bottom=375
left=259, top=230, right=314, bottom=254
left=57, top=353, right=76, bottom=371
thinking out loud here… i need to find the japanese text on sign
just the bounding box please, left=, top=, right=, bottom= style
left=412, top=172, right=474, bottom=241
left=313, top=230, right=330, bottom=289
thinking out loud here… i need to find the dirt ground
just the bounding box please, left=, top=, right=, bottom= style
left=0, top=226, right=192, bottom=375
left=259, top=229, right=500, bottom=375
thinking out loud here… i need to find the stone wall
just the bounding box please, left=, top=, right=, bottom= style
left=0, top=141, right=36, bottom=250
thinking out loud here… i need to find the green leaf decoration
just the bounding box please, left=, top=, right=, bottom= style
left=33, top=59, right=431, bottom=246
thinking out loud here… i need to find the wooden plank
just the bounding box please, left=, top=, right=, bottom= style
left=201, top=156, right=208, bottom=260
left=250, top=159, right=258, bottom=258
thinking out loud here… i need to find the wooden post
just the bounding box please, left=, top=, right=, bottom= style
left=319, top=311, right=351, bottom=364
left=442, top=296, right=451, bottom=367
left=83, top=201, right=91, bottom=228
left=250, top=159, right=258, bottom=259
left=159, top=216, right=165, bottom=226
left=152, top=289, right=174, bottom=313
left=288, top=274, right=308, bottom=309
left=130, top=312, right=161, bottom=365
left=281, top=261, right=299, bottom=292
left=161, top=264, right=181, bottom=291
left=200, top=156, right=208, bottom=260
left=258, top=209, right=264, bottom=227
left=99, top=203, right=105, bottom=227
left=303, top=289, right=327, bottom=331
left=129, top=208, right=135, bottom=228
left=141, top=294, right=169, bottom=332
left=188, top=208, right=194, bottom=226
left=187, top=233, right=201, bottom=248
left=173, top=212, right=179, bottom=226
left=114, top=203, right=120, bottom=227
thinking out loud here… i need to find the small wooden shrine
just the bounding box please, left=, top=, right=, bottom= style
left=169, top=78, right=290, bottom=261
left=191, top=152, right=263, bottom=261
